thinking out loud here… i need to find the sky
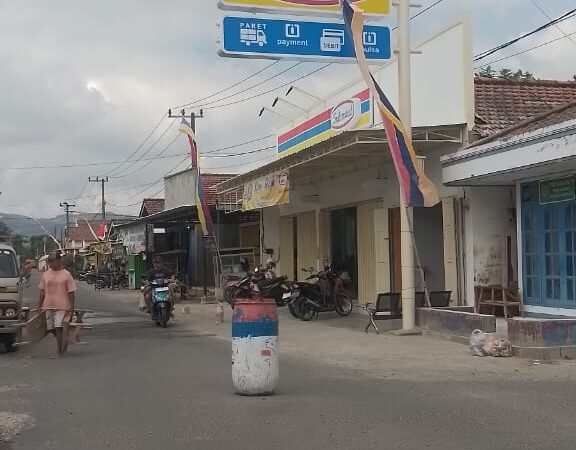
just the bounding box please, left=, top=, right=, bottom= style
left=0, top=0, right=575, bottom=220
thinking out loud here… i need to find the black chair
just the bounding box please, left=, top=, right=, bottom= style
left=364, top=292, right=401, bottom=334
left=429, top=291, right=451, bottom=307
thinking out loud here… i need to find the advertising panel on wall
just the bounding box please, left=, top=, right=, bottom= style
left=120, top=223, right=147, bottom=255
left=218, top=0, right=389, bottom=17
left=243, top=170, right=290, bottom=210
left=277, top=88, right=372, bottom=157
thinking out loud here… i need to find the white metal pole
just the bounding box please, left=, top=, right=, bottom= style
left=398, top=0, right=416, bottom=330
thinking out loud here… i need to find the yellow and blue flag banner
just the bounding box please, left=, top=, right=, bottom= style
left=179, top=118, right=214, bottom=236
left=342, top=0, right=439, bottom=208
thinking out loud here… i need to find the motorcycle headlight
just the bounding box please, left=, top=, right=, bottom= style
left=4, top=308, right=16, bottom=318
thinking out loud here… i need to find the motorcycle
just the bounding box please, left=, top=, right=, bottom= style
left=292, top=266, right=353, bottom=321
left=80, top=270, right=97, bottom=285
left=147, top=278, right=173, bottom=327
left=226, top=267, right=292, bottom=310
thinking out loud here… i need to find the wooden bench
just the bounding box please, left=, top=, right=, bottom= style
left=364, top=292, right=401, bottom=334
left=475, top=286, right=522, bottom=319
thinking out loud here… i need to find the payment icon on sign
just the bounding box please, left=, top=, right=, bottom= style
left=320, top=29, right=344, bottom=52
left=285, top=23, right=300, bottom=38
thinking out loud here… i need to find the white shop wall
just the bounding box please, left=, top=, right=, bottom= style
left=279, top=144, right=463, bottom=218
left=464, top=186, right=516, bottom=304
left=164, top=169, right=197, bottom=210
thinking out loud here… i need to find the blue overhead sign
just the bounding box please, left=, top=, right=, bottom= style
left=219, top=16, right=391, bottom=63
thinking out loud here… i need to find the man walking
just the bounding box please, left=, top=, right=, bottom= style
left=38, top=253, right=77, bottom=356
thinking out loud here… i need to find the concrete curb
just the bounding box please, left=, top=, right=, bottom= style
left=513, top=345, right=576, bottom=361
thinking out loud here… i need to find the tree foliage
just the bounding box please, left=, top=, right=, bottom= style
left=476, top=66, right=536, bottom=81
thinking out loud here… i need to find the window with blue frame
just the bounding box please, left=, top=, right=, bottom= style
left=521, top=180, right=576, bottom=308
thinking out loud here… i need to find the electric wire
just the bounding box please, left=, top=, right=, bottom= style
left=474, top=8, right=576, bottom=61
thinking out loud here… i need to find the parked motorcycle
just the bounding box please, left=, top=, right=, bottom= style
left=79, top=270, right=97, bottom=285
left=292, top=266, right=353, bottom=321
left=147, top=278, right=173, bottom=327
left=226, top=267, right=293, bottom=311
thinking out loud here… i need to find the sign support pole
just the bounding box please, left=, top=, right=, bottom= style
left=398, top=0, right=416, bottom=331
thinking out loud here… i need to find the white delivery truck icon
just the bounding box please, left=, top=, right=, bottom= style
left=240, top=27, right=267, bottom=47
left=320, top=29, right=345, bottom=52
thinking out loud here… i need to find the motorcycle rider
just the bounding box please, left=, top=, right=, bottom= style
left=143, top=258, right=172, bottom=316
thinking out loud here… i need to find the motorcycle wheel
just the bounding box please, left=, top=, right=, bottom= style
left=288, top=299, right=300, bottom=319
left=298, top=298, right=317, bottom=321
left=335, top=294, right=353, bottom=316
left=95, top=279, right=105, bottom=290
left=159, top=308, right=169, bottom=328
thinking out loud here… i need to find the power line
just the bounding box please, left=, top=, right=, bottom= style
left=203, top=64, right=331, bottom=111
left=9, top=134, right=276, bottom=172
left=408, top=0, right=447, bottom=22
left=191, top=62, right=303, bottom=109
left=105, top=112, right=168, bottom=176
left=201, top=146, right=275, bottom=158
left=202, top=134, right=274, bottom=154
left=172, top=60, right=280, bottom=109
left=110, top=119, right=178, bottom=177
left=109, top=132, right=181, bottom=179
left=4, top=152, right=191, bottom=171
left=475, top=29, right=576, bottom=69
left=474, top=8, right=576, bottom=61
left=529, top=0, right=576, bottom=48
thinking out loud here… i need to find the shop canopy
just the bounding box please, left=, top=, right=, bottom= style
left=216, top=126, right=465, bottom=211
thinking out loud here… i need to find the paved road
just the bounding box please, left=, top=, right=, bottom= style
left=1, top=274, right=576, bottom=449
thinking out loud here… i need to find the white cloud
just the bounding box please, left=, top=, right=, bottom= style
left=1, top=0, right=575, bottom=218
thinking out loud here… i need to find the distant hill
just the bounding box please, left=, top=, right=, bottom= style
left=0, top=212, right=137, bottom=237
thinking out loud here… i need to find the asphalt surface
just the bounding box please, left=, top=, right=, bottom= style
left=1, top=274, right=575, bottom=449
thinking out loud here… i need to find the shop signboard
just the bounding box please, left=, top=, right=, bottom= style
left=218, top=0, right=390, bottom=17
left=120, top=223, right=147, bottom=255
left=243, top=170, right=290, bottom=210
left=277, top=88, right=372, bottom=157
left=219, top=16, right=391, bottom=62
left=539, top=177, right=575, bottom=204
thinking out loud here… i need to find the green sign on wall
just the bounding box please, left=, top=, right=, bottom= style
left=539, top=177, right=576, bottom=204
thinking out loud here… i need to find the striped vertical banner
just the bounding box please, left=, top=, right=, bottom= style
left=341, top=0, right=439, bottom=208
left=179, top=118, right=215, bottom=236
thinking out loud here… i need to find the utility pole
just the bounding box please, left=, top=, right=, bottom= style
left=168, top=108, right=209, bottom=298
left=168, top=108, right=204, bottom=133
left=89, top=177, right=109, bottom=223
left=59, top=201, right=76, bottom=249
left=398, top=0, right=416, bottom=331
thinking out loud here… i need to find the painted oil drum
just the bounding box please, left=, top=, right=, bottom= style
left=232, top=299, right=279, bottom=396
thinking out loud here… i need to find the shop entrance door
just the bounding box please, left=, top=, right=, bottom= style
left=330, top=207, right=358, bottom=296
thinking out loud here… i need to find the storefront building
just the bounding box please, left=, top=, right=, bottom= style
left=218, top=21, right=474, bottom=304
left=443, top=101, right=576, bottom=316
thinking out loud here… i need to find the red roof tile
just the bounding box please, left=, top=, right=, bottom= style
left=470, top=100, right=576, bottom=148
left=474, top=77, right=576, bottom=138
left=66, top=221, right=101, bottom=244
left=140, top=198, right=165, bottom=217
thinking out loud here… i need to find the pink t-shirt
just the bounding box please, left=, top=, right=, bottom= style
left=39, top=269, right=77, bottom=311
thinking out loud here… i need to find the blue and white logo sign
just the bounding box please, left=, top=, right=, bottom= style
left=219, top=16, right=391, bottom=63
